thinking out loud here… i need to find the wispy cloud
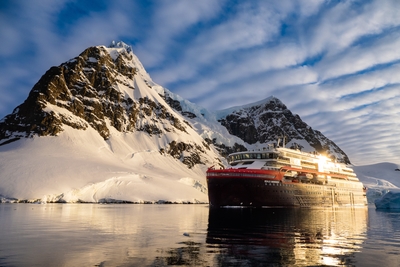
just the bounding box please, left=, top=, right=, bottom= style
left=134, top=0, right=224, bottom=67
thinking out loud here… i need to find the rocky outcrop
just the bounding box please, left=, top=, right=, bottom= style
left=0, top=45, right=187, bottom=143
left=160, top=140, right=212, bottom=169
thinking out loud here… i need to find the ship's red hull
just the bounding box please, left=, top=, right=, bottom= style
left=206, top=168, right=367, bottom=207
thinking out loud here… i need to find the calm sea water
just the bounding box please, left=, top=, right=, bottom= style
left=0, top=204, right=399, bottom=267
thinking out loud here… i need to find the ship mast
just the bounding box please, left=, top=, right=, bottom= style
left=277, top=136, right=287, bottom=148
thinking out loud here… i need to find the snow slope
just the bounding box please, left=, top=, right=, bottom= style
left=0, top=124, right=210, bottom=203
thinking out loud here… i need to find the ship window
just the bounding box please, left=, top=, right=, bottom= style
left=242, top=161, right=254, bottom=165
left=269, top=153, right=278, bottom=159
left=230, top=163, right=238, bottom=166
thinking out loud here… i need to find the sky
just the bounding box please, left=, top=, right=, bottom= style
left=0, top=0, right=399, bottom=166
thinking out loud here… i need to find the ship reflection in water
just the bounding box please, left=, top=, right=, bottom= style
left=206, top=207, right=368, bottom=266
left=0, top=205, right=374, bottom=266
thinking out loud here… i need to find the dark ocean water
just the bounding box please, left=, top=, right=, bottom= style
left=0, top=204, right=399, bottom=266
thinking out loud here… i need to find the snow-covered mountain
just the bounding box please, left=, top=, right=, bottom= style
left=0, top=41, right=221, bottom=203
left=1, top=41, right=396, bottom=204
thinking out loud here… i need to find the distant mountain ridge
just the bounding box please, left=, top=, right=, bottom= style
left=0, top=41, right=350, bottom=202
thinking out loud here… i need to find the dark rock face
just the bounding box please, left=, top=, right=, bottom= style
left=161, top=141, right=210, bottom=169
left=204, top=138, right=247, bottom=158
left=163, top=93, right=182, bottom=112
left=162, top=93, right=197, bottom=119
left=217, top=98, right=350, bottom=163
left=0, top=46, right=187, bottom=143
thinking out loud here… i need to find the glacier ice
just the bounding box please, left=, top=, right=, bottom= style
left=375, top=190, right=400, bottom=210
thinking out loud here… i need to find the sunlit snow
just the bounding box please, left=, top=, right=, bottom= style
left=0, top=124, right=212, bottom=203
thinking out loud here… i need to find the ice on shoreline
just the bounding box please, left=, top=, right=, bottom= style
left=374, top=190, right=400, bottom=210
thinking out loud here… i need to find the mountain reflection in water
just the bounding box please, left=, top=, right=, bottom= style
left=206, top=207, right=368, bottom=266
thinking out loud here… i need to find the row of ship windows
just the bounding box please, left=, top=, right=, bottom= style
left=212, top=182, right=363, bottom=193
left=231, top=161, right=355, bottom=178
left=329, top=183, right=363, bottom=190
left=265, top=182, right=292, bottom=186
left=229, top=154, right=355, bottom=174
left=266, top=190, right=363, bottom=197
left=229, top=153, right=278, bottom=161
left=266, top=190, right=324, bottom=195
left=282, top=152, right=319, bottom=161
left=208, top=173, right=274, bottom=178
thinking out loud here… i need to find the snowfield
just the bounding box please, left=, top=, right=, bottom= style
left=0, top=125, right=211, bottom=204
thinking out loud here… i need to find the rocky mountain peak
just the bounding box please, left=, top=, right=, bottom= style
left=0, top=44, right=190, bottom=145
left=216, top=96, right=350, bottom=163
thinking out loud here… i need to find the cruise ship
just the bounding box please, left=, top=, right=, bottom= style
left=206, top=141, right=367, bottom=207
